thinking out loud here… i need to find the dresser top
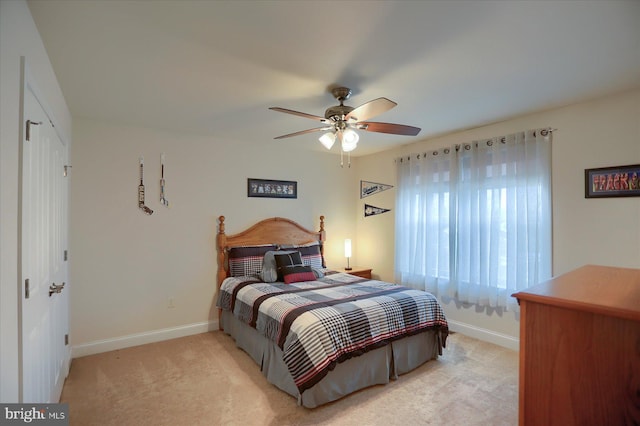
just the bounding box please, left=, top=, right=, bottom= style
left=512, top=264, right=640, bottom=322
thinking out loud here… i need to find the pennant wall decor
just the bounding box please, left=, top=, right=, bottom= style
left=364, top=204, right=391, bottom=217
left=360, top=180, right=394, bottom=199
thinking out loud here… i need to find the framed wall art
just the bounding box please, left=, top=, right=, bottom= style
left=247, top=178, right=297, bottom=199
left=584, top=164, right=640, bottom=198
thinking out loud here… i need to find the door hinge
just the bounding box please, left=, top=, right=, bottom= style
left=65, top=334, right=69, bottom=346
left=64, top=165, right=72, bottom=177
left=25, top=279, right=30, bottom=299
left=64, top=250, right=68, bottom=261
left=25, top=120, right=42, bottom=142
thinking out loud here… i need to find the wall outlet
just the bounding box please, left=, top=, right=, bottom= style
left=168, top=297, right=175, bottom=309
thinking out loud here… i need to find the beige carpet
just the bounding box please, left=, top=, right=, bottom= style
left=60, top=331, right=518, bottom=426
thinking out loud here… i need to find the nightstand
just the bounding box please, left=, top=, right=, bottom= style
left=339, top=267, right=372, bottom=279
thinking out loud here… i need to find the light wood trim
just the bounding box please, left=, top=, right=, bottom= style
left=339, top=267, right=372, bottom=279
left=216, top=215, right=326, bottom=289
left=513, top=264, right=640, bottom=322
left=517, top=299, right=528, bottom=426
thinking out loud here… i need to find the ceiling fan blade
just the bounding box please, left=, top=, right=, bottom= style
left=269, top=107, right=329, bottom=123
left=358, top=122, right=421, bottom=136
left=274, top=126, right=333, bottom=139
left=345, top=98, right=397, bottom=122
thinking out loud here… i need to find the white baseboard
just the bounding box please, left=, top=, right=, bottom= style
left=72, top=320, right=219, bottom=358
left=447, top=319, right=519, bottom=351
left=72, top=318, right=516, bottom=357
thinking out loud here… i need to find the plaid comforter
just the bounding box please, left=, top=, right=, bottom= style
left=217, top=272, right=449, bottom=393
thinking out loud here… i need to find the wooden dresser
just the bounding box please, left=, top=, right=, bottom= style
left=512, top=265, right=640, bottom=425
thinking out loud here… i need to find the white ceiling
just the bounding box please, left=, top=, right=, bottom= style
left=28, top=0, right=640, bottom=156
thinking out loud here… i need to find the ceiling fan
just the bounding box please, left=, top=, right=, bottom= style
left=269, top=87, right=421, bottom=155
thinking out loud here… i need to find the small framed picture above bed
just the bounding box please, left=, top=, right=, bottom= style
left=248, top=178, right=297, bottom=199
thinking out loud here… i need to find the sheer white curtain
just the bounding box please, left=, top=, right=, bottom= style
left=395, top=129, right=552, bottom=310
left=395, top=147, right=454, bottom=298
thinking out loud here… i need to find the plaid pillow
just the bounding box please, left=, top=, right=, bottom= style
left=227, top=245, right=277, bottom=277
left=280, top=242, right=324, bottom=268
left=274, top=251, right=303, bottom=282
left=281, top=265, right=316, bottom=284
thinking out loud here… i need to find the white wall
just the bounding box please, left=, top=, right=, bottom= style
left=0, top=0, right=72, bottom=402
left=69, top=118, right=357, bottom=355
left=356, top=89, right=640, bottom=349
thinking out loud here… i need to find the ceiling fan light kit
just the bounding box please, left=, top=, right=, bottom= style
left=318, top=132, right=336, bottom=150
left=269, top=86, right=421, bottom=166
left=340, top=129, right=359, bottom=152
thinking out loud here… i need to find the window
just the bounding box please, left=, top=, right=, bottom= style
left=395, top=129, right=552, bottom=310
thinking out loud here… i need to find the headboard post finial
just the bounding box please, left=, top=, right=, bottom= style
left=219, top=215, right=226, bottom=235
left=319, top=215, right=325, bottom=233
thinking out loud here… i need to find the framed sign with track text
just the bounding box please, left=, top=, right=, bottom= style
left=585, top=164, right=640, bottom=198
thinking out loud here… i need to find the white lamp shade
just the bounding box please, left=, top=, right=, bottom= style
left=344, top=239, right=352, bottom=258
left=341, top=128, right=359, bottom=152
left=318, top=132, right=336, bottom=150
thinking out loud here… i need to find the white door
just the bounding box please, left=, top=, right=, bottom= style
left=20, top=67, right=70, bottom=403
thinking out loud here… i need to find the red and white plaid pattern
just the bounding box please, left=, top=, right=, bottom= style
left=218, top=272, right=449, bottom=393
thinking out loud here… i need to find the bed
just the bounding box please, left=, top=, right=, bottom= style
left=215, top=215, right=449, bottom=408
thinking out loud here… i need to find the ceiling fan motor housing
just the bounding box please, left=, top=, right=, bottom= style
left=325, top=86, right=355, bottom=122
left=324, top=105, right=354, bottom=122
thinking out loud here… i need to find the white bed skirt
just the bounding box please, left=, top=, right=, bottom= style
left=220, top=310, right=442, bottom=408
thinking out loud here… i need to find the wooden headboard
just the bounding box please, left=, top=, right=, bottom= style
left=216, top=215, right=325, bottom=289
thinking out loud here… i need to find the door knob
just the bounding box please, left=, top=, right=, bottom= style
left=49, top=282, right=65, bottom=297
